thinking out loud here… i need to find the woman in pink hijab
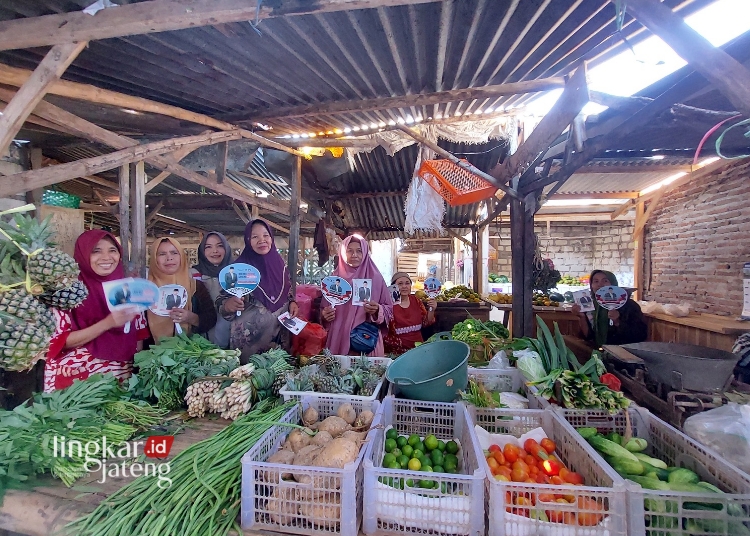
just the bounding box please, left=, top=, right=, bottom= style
left=321, top=235, right=393, bottom=356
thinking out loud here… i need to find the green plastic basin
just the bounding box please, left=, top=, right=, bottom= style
left=385, top=340, right=469, bottom=402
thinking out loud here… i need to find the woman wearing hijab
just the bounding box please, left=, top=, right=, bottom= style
left=147, top=237, right=216, bottom=342
left=384, top=272, right=437, bottom=355
left=191, top=232, right=233, bottom=347
left=320, top=235, right=393, bottom=356
left=44, top=230, right=148, bottom=392
left=571, top=269, right=647, bottom=346
left=216, top=220, right=298, bottom=360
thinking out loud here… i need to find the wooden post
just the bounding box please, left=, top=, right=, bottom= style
left=479, top=222, right=490, bottom=296
left=26, top=147, right=43, bottom=215
left=118, top=164, right=130, bottom=267
left=130, top=161, right=146, bottom=278
left=471, top=226, right=480, bottom=293
left=215, top=141, right=228, bottom=184
left=522, top=193, right=536, bottom=337
left=633, top=202, right=645, bottom=301
left=288, top=156, right=302, bottom=293
left=510, top=193, right=537, bottom=337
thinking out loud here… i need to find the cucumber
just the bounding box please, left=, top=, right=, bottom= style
left=639, top=461, right=670, bottom=481
left=632, top=453, right=667, bottom=470
left=605, top=432, right=623, bottom=445
left=667, top=468, right=699, bottom=485
left=577, top=427, right=598, bottom=439
left=606, top=455, right=644, bottom=476
left=623, top=438, right=648, bottom=452
left=666, top=482, right=709, bottom=493
left=627, top=475, right=671, bottom=490
left=587, top=435, right=639, bottom=462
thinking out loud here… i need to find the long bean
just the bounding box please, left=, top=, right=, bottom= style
left=67, top=399, right=296, bottom=536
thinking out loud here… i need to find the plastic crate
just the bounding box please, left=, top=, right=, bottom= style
left=280, top=355, right=391, bottom=404
left=467, top=366, right=524, bottom=393
left=524, top=383, right=551, bottom=409
left=362, top=397, right=485, bottom=536
left=241, top=397, right=382, bottom=536
left=466, top=405, right=629, bottom=536
left=417, top=158, right=497, bottom=206
left=556, top=407, right=750, bottom=536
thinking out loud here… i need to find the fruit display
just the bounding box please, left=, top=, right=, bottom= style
left=286, top=351, right=385, bottom=397
left=486, top=292, right=512, bottom=304
left=0, top=208, right=87, bottom=371
left=379, top=426, right=463, bottom=491
left=532, top=293, right=560, bottom=307
left=436, top=284, right=481, bottom=303
left=488, top=273, right=509, bottom=283
left=558, top=275, right=587, bottom=287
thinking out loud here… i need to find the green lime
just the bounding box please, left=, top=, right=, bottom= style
left=420, top=479, right=435, bottom=489
left=430, top=450, right=444, bottom=465
left=444, top=457, right=457, bottom=472
left=407, top=458, right=421, bottom=471
left=397, top=455, right=409, bottom=469
left=407, top=434, right=420, bottom=447
left=414, top=441, right=426, bottom=453
left=411, top=449, right=423, bottom=460
left=440, top=482, right=448, bottom=493
left=383, top=453, right=397, bottom=467
left=446, top=440, right=459, bottom=455
left=401, top=445, right=413, bottom=458
left=437, top=440, right=446, bottom=452
left=406, top=479, right=415, bottom=487
left=433, top=481, right=440, bottom=490
left=432, top=465, right=444, bottom=474
left=386, top=428, right=398, bottom=441
left=421, top=464, right=433, bottom=472
left=391, top=448, right=402, bottom=458
left=424, top=435, right=439, bottom=451
left=396, top=436, right=408, bottom=448
left=385, top=438, right=397, bottom=453
left=446, top=466, right=457, bottom=474
left=387, top=461, right=401, bottom=470
left=420, top=459, right=432, bottom=471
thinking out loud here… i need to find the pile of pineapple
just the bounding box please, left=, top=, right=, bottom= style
left=0, top=209, right=89, bottom=371
left=287, top=350, right=385, bottom=396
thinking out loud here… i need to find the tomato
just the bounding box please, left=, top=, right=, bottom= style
left=558, top=467, right=569, bottom=480
left=528, top=465, right=539, bottom=476
left=524, top=454, right=537, bottom=467
left=488, top=444, right=501, bottom=453
left=540, top=438, right=556, bottom=454
left=487, top=457, right=500, bottom=473
left=492, top=450, right=505, bottom=465
left=523, top=438, right=549, bottom=461
left=538, top=493, right=555, bottom=504
left=577, top=497, right=604, bottom=526
left=494, top=474, right=510, bottom=482
left=524, top=478, right=536, bottom=483
left=545, top=498, right=571, bottom=524
left=535, top=473, right=550, bottom=484
left=599, top=373, right=621, bottom=392
left=550, top=476, right=565, bottom=485
left=512, top=460, right=529, bottom=473
left=497, top=466, right=512, bottom=479
left=564, top=471, right=584, bottom=485
left=503, top=443, right=520, bottom=463
left=511, top=468, right=529, bottom=482
left=542, top=459, right=562, bottom=476
left=512, top=497, right=531, bottom=517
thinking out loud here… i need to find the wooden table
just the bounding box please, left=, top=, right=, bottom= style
left=0, top=418, right=235, bottom=536
left=644, top=312, right=750, bottom=352
left=488, top=303, right=580, bottom=339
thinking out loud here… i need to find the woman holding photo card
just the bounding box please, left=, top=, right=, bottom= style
left=321, top=235, right=393, bottom=356
left=384, top=272, right=436, bottom=355
left=147, top=237, right=216, bottom=342
left=43, top=230, right=148, bottom=392
left=216, top=220, right=297, bottom=360
left=191, top=231, right=233, bottom=347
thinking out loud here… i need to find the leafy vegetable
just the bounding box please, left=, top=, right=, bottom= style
left=516, top=351, right=546, bottom=383
left=459, top=379, right=504, bottom=408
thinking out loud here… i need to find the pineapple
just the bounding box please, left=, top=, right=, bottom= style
left=39, top=280, right=89, bottom=310
left=272, top=371, right=286, bottom=395
left=0, top=303, right=55, bottom=371
left=311, top=372, right=337, bottom=393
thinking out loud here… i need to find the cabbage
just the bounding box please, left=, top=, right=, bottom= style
left=516, top=351, right=546, bottom=383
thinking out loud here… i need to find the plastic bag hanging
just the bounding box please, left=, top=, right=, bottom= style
left=404, top=144, right=445, bottom=235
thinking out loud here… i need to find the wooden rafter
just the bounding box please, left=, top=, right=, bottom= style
left=153, top=215, right=207, bottom=235
left=144, top=144, right=204, bottom=193
left=231, top=201, right=249, bottom=224
left=0, top=0, right=441, bottom=52
left=145, top=200, right=165, bottom=227
left=0, top=42, right=86, bottom=154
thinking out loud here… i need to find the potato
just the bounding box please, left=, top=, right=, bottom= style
left=292, top=445, right=322, bottom=484
left=287, top=428, right=311, bottom=452
left=266, top=449, right=295, bottom=480
left=354, top=410, right=374, bottom=429
left=302, top=406, right=319, bottom=427
left=314, top=438, right=360, bottom=469
left=300, top=494, right=341, bottom=528
left=311, top=430, right=333, bottom=446
left=341, top=430, right=368, bottom=443
left=336, top=403, right=357, bottom=425
left=317, top=416, right=349, bottom=438
left=267, top=486, right=298, bottom=525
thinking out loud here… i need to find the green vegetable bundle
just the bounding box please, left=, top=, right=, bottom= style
left=451, top=317, right=510, bottom=346
left=69, top=399, right=297, bottom=536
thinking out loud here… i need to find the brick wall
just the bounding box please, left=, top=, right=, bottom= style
left=644, top=160, right=750, bottom=316
left=489, top=221, right=634, bottom=285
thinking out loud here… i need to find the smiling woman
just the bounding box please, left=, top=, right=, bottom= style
left=191, top=231, right=233, bottom=347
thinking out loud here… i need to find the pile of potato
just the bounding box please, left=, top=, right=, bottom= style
left=262, top=403, right=376, bottom=527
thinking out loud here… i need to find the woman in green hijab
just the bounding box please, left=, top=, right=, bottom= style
left=571, top=270, right=647, bottom=347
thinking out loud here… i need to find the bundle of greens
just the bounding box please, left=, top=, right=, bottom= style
left=459, top=378, right=506, bottom=408
left=69, top=399, right=298, bottom=536
left=0, top=374, right=166, bottom=494
left=128, top=333, right=241, bottom=410
left=451, top=317, right=510, bottom=346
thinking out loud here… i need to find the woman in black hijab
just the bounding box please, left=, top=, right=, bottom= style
left=191, top=232, right=233, bottom=347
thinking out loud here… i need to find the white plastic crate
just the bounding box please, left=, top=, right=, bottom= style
left=241, top=397, right=382, bottom=536
left=281, top=355, right=392, bottom=403
left=467, top=366, right=524, bottom=393
left=466, top=405, right=629, bottom=536
left=362, top=397, right=485, bottom=536
left=556, top=407, right=750, bottom=536
left=524, top=383, right=551, bottom=409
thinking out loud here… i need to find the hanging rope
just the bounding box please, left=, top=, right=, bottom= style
left=715, top=118, right=750, bottom=160
left=693, top=115, right=742, bottom=165
left=614, top=0, right=627, bottom=32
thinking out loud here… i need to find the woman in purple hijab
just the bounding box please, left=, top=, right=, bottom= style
left=216, top=220, right=298, bottom=361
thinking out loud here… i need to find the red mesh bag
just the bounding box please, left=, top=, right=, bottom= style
left=291, top=323, right=327, bottom=357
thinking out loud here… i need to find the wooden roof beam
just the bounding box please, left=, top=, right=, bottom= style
left=619, top=0, right=750, bottom=118
left=0, top=0, right=441, bottom=52
left=0, top=42, right=86, bottom=155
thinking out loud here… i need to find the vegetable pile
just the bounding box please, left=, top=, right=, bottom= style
left=577, top=427, right=750, bottom=534
left=0, top=374, right=166, bottom=493
left=70, top=399, right=296, bottom=536
left=451, top=318, right=509, bottom=346
left=286, top=352, right=385, bottom=397
left=516, top=316, right=630, bottom=413
left=128, top=334, right=241, bottom=410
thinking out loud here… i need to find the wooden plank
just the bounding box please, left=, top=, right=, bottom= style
left=444, top=228, right=475, bottom=251
left=230, top=77, right=566, bottom=121
left=0, top=130, right=241, bottom=198
left=263, top=218, right=290, bottom=236
left=118, top=164, right=130, bottom=265
left=288, top=156, right=302, bottom=292
left=491, top=64, right=589, bottom=186
left=633, top=202, right=645, bottom=301
left=215, top=141, right=228, bottom=184
left=621, top=0, right=750, bottom=118
left=510, top=197, right=526, bottom=338
left=232, top=201, right=250, bottom=224
left=0, top=42, right=86, bottom=155
left=145, top=199, right=165, bottom=226
left=131, top=161, right=146, bottom=278
left=633, top=187, right=666, bottom=237
left=0, top=0, right=441, bottom=52
left=154, top=214, right=207, bottom=235
left=144, top=144, right=203, bottom=192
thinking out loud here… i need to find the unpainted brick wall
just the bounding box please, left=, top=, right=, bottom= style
left=489, top=221, right=634, bottom=285
left=644, top=160, right=750, bottom=316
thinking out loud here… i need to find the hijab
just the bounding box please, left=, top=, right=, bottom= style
left=69, top=230, right=137, bottom=362
left=590, top=270, right=618, bottom=347
left=325, top=235, right=393, bottom=355
left=193, top=232, right=232, bottom=278
left=147, top=237, right=196, bottom=341
left=235, top=219, right=291, bottom=312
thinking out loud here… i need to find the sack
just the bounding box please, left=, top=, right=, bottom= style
left=683, top=403, right=750, bottom=475
left=350, top=322, right=380, bottom=354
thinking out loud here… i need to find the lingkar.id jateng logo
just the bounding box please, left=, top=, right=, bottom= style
left=53, top=435, right=175, bottom=488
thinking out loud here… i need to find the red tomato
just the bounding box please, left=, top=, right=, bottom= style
left=550, top=476, right=565, bottom=485
left=503, top=443, right=520, bottom=463
left=512, top=460, right=529, bottom=473
left=487, top=457, right=500, bottom=473
left=577, top=497, right=604, bottom=526
left=492, top=450, right=505, bottom=465
left=564, top=471, right=584, bottom=485
left=529, top=465, right=539, bottom=476
left=497, top=466, right=512, bottom=479
left=535, top=473, right=550, bottom=484
left=540, top=438, right=556, bottom=454
left=523, top=438, right=549, bottom=461
left=488, top=444, right=501, bottom=453
left=538, top=493, right=556, bottom=504
left=511, top=468, right=529, bottom=482
left=542, top=459, right=562, bottom=476
left=524, top=454, right=537, bottom=467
